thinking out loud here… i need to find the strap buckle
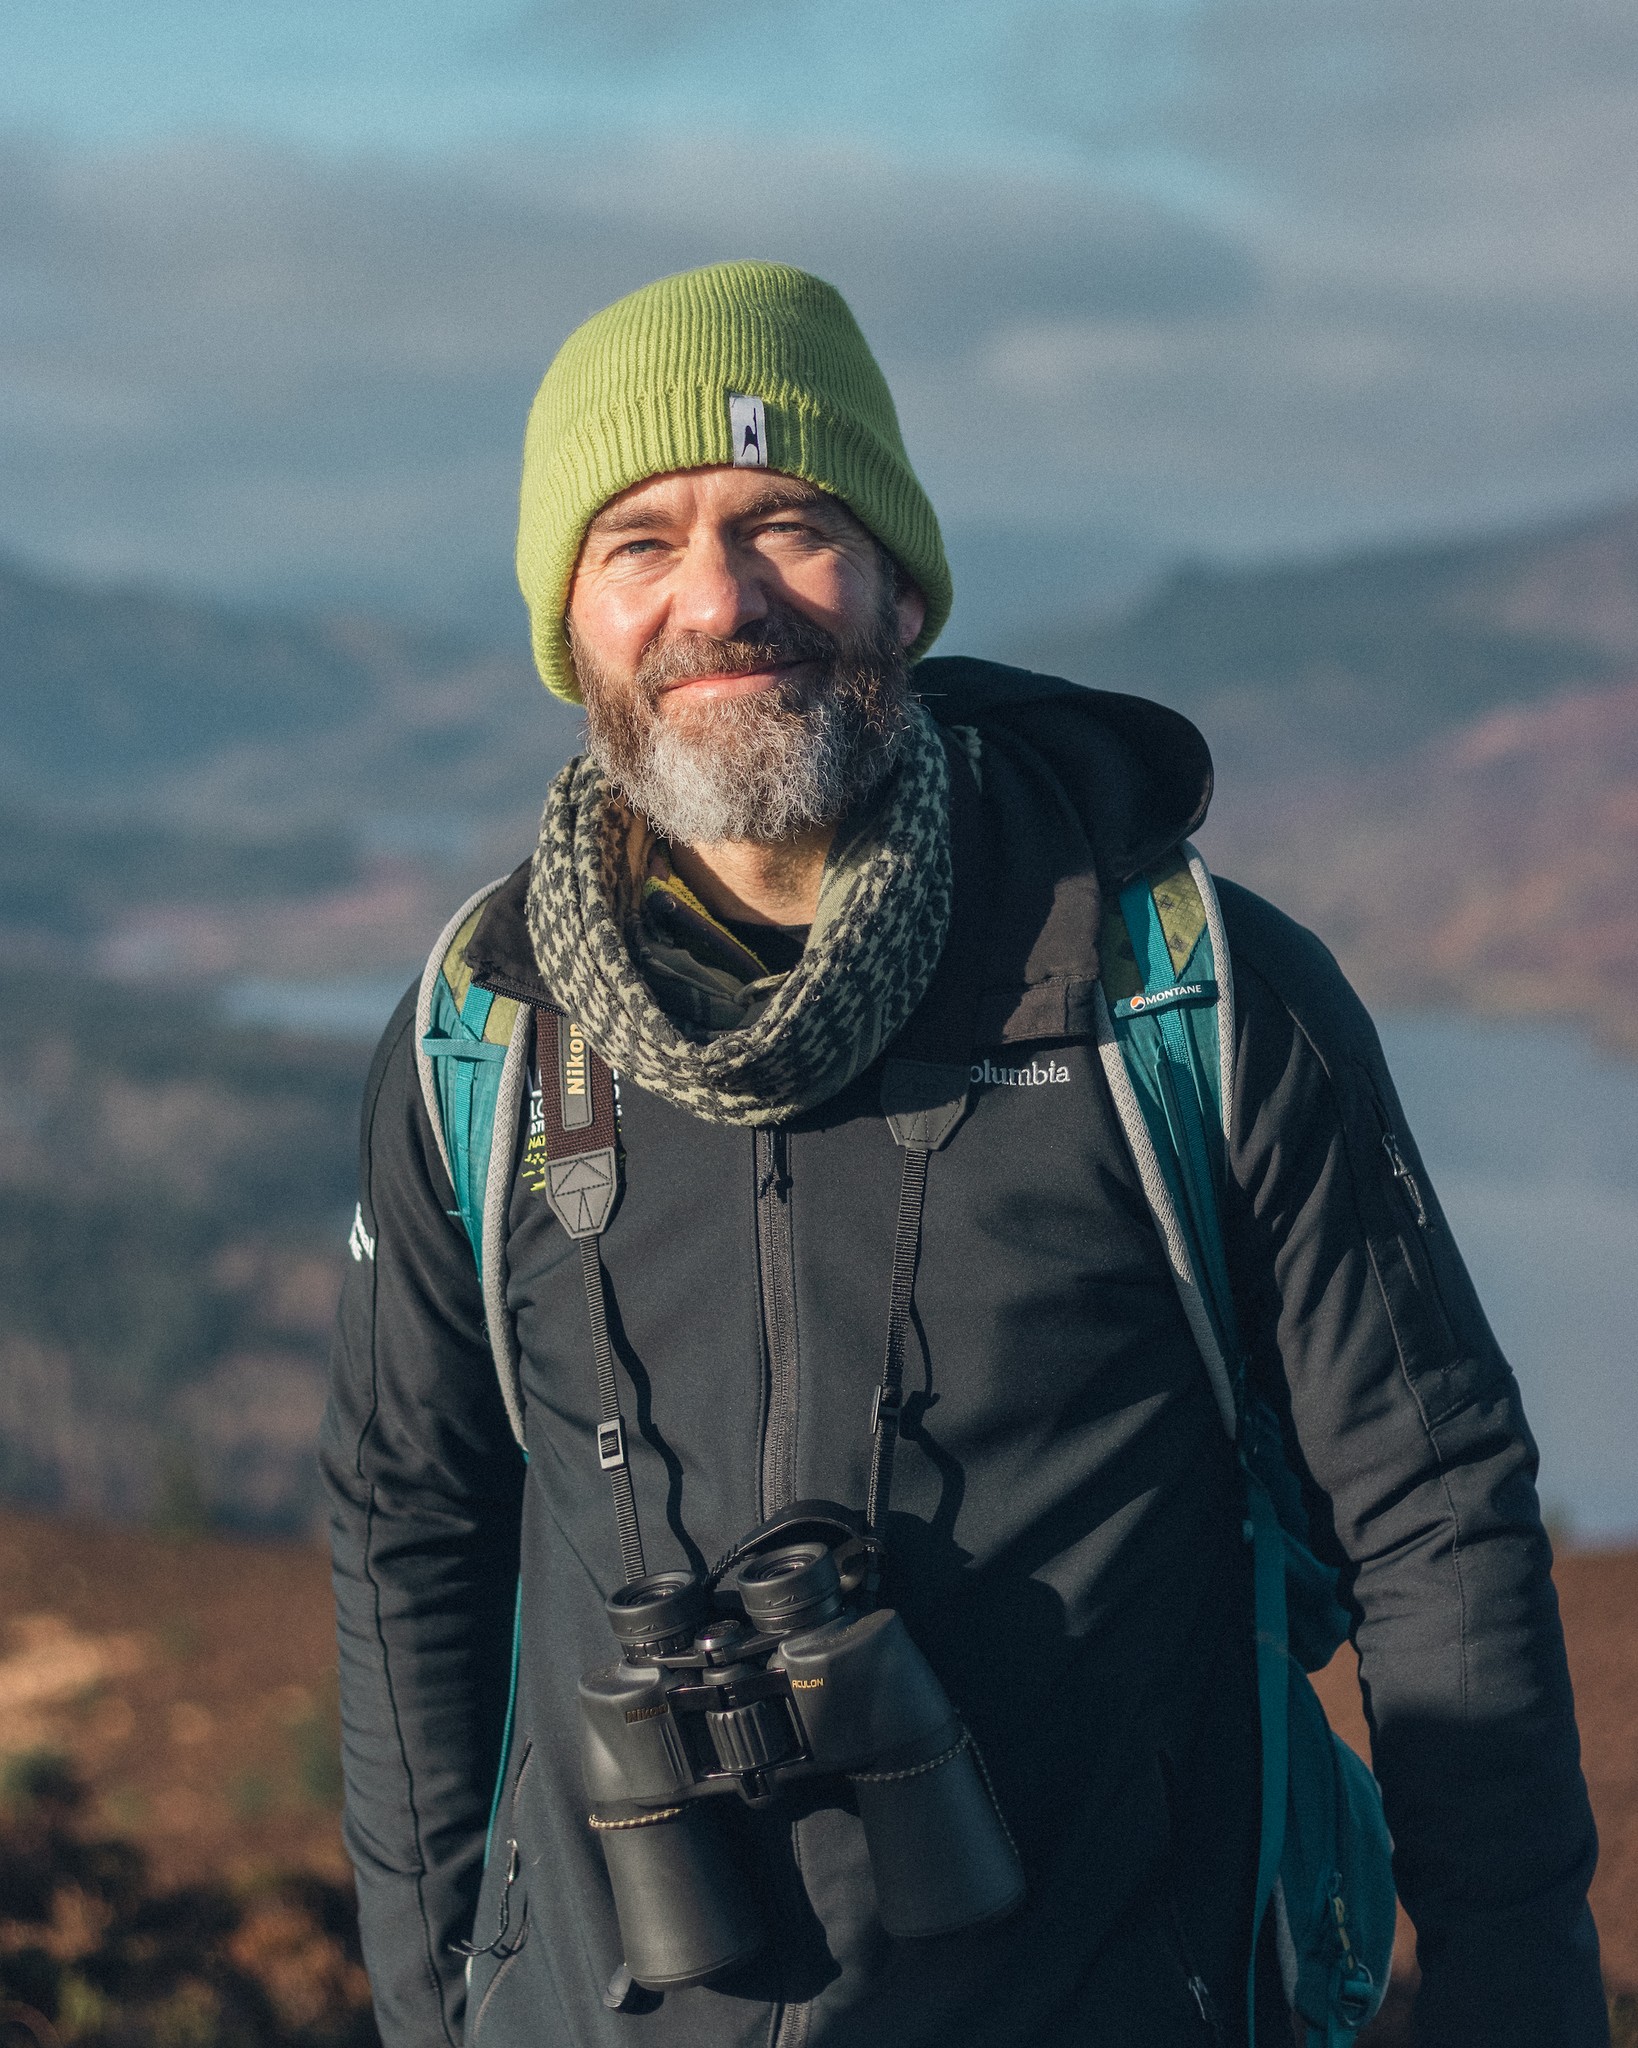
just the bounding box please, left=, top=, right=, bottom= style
left=870, top=1383, right=903, bottom=1435
left=596, top=1420, right=626, bottom=1472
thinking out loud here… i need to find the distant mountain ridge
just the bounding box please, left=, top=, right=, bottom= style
left=9, top=496, right=1638, bottom=826
left=1028, top=500, right=1638, bottom=775
left=0, top=553, right=579, bottom=831
left=6, top=499, right=1638, bottom=1012
left=11, top=496, right=1638, bottom=826
left=2, top=557, right=379, bottom=774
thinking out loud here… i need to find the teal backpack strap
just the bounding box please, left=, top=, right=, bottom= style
left=423, top=974, right=507, bottom=1264
left=414, top=886, right=537, bottom=1948
left=1113, top=863, right=1239, bottom=1366
left=1097, top=844, right=1393, bottom=2046
left=414, top=879, right=531, bottom=1447
left=1094, top=849, right=1238, bottom=1433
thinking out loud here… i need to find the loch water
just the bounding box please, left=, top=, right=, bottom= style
left=1376, top=1013, right=1638, bottom=1544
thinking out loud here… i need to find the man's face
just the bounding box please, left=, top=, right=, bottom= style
left=565, top=467, right=927, bottom=847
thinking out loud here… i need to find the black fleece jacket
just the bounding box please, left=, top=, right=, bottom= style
left=323, top=659, right=1606, bottom=2048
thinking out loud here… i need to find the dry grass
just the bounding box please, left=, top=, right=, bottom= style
left=2, top=1508, right=1634, bottom=2040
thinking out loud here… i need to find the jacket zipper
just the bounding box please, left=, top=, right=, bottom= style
left=753, top=1129, right=806, bottom=2048
left=1156, top=1876, right=1223, bottom=2043
left=754, top=1128, right=799, bottom=1517
left=1380, top=1122, right=1428, bottom=1229
left=1365, top=1074, right=1430, bottom=1231
left=1366, top=1074, right=1471, bottom=1362
left=1156, top=1749, right=1225, bottom=2045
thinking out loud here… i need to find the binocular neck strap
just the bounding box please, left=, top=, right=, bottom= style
left=866, top=735, right=990, bottom=1560
left=864, top=1140, right=932, bottom=1551
left=534, top=1005, right=646, bottom=1585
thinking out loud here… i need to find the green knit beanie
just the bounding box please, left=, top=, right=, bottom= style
left=516, top=261, right=952, bottom=702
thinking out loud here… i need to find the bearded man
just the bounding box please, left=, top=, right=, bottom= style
left=323, top=264, right=1607, bottom=2048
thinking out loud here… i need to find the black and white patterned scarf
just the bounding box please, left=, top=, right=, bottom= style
left=525, top=705, right=952, bottom=1125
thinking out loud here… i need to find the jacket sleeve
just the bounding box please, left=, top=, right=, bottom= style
left=1217, top=881, right=1607, bottom=2048
left=320, top=987, right=525, bottom=2048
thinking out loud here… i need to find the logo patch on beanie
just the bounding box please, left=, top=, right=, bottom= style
left=729, top=393, right=768, bottom=468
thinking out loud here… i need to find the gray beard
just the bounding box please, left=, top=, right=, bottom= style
left=575, top=612, right=911, bottom=846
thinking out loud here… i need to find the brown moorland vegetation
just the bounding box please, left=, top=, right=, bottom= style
left=0, top=1510, right=1634, bottom=2044
left=1204, top=672, right=1638, bottom=1058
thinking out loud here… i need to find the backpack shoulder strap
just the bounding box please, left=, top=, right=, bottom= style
left=1097, top=846, right=1393, bottom=2047
left=1094, top=841, right=1240, bottom=1433
left=1097, top=847, right=1292, bottom=2037
left=415, top=879, right=531, bottom=1446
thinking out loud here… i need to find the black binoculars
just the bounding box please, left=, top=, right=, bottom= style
left=578, top=1504, right=1026, bottom=1991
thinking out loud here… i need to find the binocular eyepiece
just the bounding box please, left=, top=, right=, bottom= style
left=735, top=1541, right=844, bottom=1634
left=606, top=1572, right=709, bottom=1658
left=578, top=1507, right=1025, bottom=1992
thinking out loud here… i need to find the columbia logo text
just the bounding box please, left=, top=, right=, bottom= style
left=971, top=1057, right=1071, bottom=1088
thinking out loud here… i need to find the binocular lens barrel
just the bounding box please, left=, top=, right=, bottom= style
left=592, top=1805, right=764, bottom=1989
left=853, top=1744, right=1027, bottom=1939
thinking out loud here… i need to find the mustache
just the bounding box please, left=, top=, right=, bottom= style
left=634, top=609, right=844, bottom=697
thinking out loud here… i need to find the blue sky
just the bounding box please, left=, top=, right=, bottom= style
left=5, top=1, right=1636, bottom=640
left=3, top=2, right=1191, bottom=165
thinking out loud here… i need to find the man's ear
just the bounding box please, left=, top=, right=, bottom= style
left=894, top=581, right=927, bottom=650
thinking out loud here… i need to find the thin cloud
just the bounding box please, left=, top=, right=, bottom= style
left=2, top=3, right=1635, bottom=625
left=0, top=134, right=1255, bottom=607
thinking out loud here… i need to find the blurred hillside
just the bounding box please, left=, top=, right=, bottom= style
left=1029, top=497, right=1638, bottom=1055
left=0, top=973, right=365, bottom=1533
left=1198, top=677, right=1638, bottom=1055
left=0, top=560, right=578, bottom=1533
left=0, top=556, right=578, bottom=831
left=1029, top=499, right=1638, bottom=779
left=4, top=497, right=1638, bottom=1527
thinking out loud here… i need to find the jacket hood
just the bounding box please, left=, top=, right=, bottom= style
left=911, top=656, right=1213, bottom=889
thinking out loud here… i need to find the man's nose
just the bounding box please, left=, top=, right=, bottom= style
left=667, top=532, right=770, bottom=639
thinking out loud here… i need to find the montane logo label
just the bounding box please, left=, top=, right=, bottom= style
left=1127, top=982, right=1206, bottom=1012
left=970, top=1056, right=1071, bottom=1088
left=522, top=1072, right=549, bottom=1194
left=1112, top=978, right=1218, bottom=1021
